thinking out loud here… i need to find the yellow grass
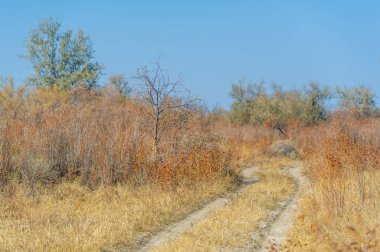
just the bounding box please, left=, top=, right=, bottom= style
left=0, top=177, right=236, bottom=251
left=284, top=170, right=380, bottom=251
left=253, top=155, right=295, bottom=170
left=152, top=171, right=296, bottom=251
left=285, top=131, right=380, bottom=251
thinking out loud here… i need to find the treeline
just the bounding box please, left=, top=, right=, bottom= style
left=229, top=79, right=377, bottom=133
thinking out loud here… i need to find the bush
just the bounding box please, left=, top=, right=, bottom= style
left=0, top=85, right=240, bottom=190
left=229, top=80, right=331, bottom=133
left=268, top=140, right=300, bottom=159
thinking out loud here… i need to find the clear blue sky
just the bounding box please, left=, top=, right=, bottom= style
left=1, top=0, right=380, bottom=108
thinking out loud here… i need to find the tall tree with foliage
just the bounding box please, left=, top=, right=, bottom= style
left=302, top=82, right=331, bottom=126
left=25, top=18, right=103, bottom=89
left=229, top=80, right=266, bottom=124
left=337, top=85, right=376, bottom=118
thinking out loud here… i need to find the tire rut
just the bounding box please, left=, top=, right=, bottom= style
left=129, top=163, right=307, bottom=252
left=132, top=167, right=260, bottom=252
left=242, top=161, right=309, bottom=251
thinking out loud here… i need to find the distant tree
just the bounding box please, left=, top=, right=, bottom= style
left=106, top=74, right=131, bottom=97
left=25, top=18, right=103, bottom=89
left=135, top=60, right=197, bottom=155
left=229, top=80, right=330, bottom=131
left=302, top=82, right=331, bottom=126
left=264, top=84, right=301, bottom=134
left=337, top=85, right=376, bottom=118
left=229, top=80, right=266, bottom=124
left=209, top=105, right=229, bottom=121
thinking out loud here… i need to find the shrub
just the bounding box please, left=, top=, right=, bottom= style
left=268, top=140, right=300, bottom=159
left=0, top=85, right=243, bottom=190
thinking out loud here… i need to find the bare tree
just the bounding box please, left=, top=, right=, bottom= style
left=134, top=60, right=197, bottom=156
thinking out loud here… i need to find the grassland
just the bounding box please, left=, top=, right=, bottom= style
left=152, top=170, right=296, bottom=251
left=284, top=119, right=380, bottom=251
left=0, top=177, right=237, bottom=251
left=0, top=84, right=379, bottom=252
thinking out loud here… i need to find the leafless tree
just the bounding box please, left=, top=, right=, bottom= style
left=134, top=60, right=197, bottom=157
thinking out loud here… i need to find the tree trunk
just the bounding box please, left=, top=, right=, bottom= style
left=154, top=111, right=160, bottom=158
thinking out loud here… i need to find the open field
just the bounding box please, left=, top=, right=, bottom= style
left=0, top=178, right=236, bottom=251
left=284, top=119, right=380, bottom=251
left=1, top=8, right=380, bottom=251
left=0, top=83, right=379, bottom=251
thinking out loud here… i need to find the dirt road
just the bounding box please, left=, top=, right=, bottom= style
left=134, top=162, right=307, bottom=252
left=255, top=161, right=308, bottom=251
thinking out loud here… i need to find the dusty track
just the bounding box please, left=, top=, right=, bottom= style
left=134, top=167, right=259, bottom=252
left=250, top=161, right=308, bottom=251
left=133, top=162, right=307, bottom=252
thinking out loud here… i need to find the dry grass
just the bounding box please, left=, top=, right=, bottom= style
left=0, top=86, right=273, bottom=251
left=253, top=156, right=295, bottom=170
left=214, top=121, right=277, bottom=170
left=0, top=177, right=236, bottom=251
left=285, top=170, right=380, bottom=251
left=4, top=84, right=379, bottom=251
left=285, top=118, right=380, bottom=251
left=151, top=171, right=296, bottom=252
left=0, top=86, right=236, bottom=188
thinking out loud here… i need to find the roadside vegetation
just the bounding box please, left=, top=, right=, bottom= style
left=0, top=179, right=236, bottom=251
left=284, top=117, right=380, bottom=251
left=152, top=171, right=295, bottom=252
left=0, top=18, right=379, bottom=251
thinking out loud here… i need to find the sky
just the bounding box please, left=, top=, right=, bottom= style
left=1, top=0, right=380, bottom=108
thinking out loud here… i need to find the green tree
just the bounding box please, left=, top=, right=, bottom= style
left=337, top=85, right=376, bottom=118
left=302, top=82, right=331, bottom=126
left=25, top=18, right=103, bottom=89
left=229, top=80, right=330, bottom=131
left=229, top=80, right=266, bottom=124
left=229, top=80, right=297, bottom=134
left=106, top=74, right=131, bottom=97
